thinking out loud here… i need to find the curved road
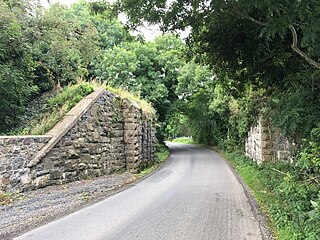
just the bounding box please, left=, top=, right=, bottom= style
left=16, top=143, right=266, bottom=240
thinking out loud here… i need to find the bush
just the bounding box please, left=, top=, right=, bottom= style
left=223, top=141, right=320, bottom=240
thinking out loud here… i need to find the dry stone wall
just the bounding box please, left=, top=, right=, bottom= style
left=0, top=89, right=157, bottom=192
left=245, top=117, right=295, bottom=163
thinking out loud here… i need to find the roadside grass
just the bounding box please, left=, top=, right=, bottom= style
left=172, top=137, right=195, bottom=144
left=0, top=192, right=24, bottom=206
left=138, top=144, right=170, bottom=177
left=155, top=144, right=170, bottom=164
left=220, top=150, right=320, bottom=240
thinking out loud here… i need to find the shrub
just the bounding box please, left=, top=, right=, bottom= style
left=223, top=140, right=320, bottom=240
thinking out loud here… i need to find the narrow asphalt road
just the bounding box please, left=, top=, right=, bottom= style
left=16, top=143, right=266, bottom=240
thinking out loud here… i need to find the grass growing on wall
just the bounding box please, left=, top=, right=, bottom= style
left=155, top=144, right=170, bottom=164
left=221, top=145, right=320, bottom=240
left=9, top=82, right=95, bottom=136
left=106, top=86, right=155, bottom=117
left=30, top=82, right=94, bottom=135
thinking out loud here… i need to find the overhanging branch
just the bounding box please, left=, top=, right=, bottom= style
left=238, top=11, right=320, bottom=69
left=289, top=25, right=320, bottom=69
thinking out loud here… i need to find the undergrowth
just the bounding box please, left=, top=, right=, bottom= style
left=30, top=82, right=94, bottom=135
left=138, top=144, right=169, bottom=177
left=155, top=144, right=170, bottom=164
left=221, top=140, right=320, bottom=240
left=0, top=192, right=24, bottom=206
left=5, top=82, right=94, bottom=135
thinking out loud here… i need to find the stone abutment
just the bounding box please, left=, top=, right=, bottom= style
left=0, top=88, right=156, bottom=192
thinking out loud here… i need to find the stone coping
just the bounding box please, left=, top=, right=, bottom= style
left=28, top=87, right=105, bottom=167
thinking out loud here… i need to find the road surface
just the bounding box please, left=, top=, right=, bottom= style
left=16, top=143, right=266, bottom=240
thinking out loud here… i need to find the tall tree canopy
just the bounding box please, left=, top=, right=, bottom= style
left=0, top=0, right=131, bottom=132
left=117, top=0, right=320, bottom=141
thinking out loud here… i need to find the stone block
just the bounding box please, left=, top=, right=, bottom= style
left=63, top=139, right=73, bottom=147
left=261, top=150, right=274, bottom=157
left=261, top=141, right=272, bottom=149
left=78, top=163, right=87, bottom=170
left=33, top=175, right=50, bottom=188
left=80, top=154, right=92, bottom=163
left=43, top=159, right=54, bottom=171
left=34, top=170, right=50, bottom=177
left=92, top=132, right=101, bottom=143
left=50, top=170, right=61, bottom=180
left=88, top=163, right=99, bottom=169
left=67, top=149, right=79, bottom=159
left=86, top=122, right=94, bottom=131
left=74, top=138, right=85, bottom=148
left=65, top=160, right=77, bottom=171
left=81, top=148, right=90, bottom=154
left=20, top=173, right=31, bottom=185
left=1, top=176, right=10, bottom=186
left=261, top=134, right=270, bottom=141
left=12, top=157, right=24, bottom=170
left=90, top=107, right=98, bottom=117
left=11, top=146, right=21, bottom=154
left=261, top=155, right=273, bottom=162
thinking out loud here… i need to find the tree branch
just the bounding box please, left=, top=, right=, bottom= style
left=242, top=13, right=267, bottom=27
left=233, top=9, right=267, bottom=27
left=289, top=25, right=320, bottom=69
left=238, top=11, right=320, bottom=69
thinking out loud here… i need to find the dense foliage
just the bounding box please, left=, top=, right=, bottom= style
left=117, top=0, right=320, bottom=143
left=95, top=35, right=185, bottom=141
left=224, top=139, right=320, bottom=240
left=0, top=0, right=185, bottom=141
left=0, top=0, right=130, bottom=133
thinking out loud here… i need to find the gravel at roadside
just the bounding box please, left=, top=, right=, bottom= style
left=0, top=172, right=138, bottom=240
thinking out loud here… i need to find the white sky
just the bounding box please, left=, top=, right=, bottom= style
left=39, top=0, right=165, bottom=41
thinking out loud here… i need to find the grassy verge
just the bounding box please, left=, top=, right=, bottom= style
left=138, top=144, right=170, bottom=177
left=172, top=137, right=195, bottom=144
left=219, top=149, right=320, bottom=240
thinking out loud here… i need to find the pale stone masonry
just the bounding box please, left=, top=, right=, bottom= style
left=0, top=88, right=156, bottom=192
left=245, top=117, right=295, bottom=163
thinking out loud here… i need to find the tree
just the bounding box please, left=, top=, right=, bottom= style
left=117, top=0, right=320, bottom=141
left=0, top=0, right=38, bottom=131
left=117, top=0, right=320, bottom=70
left=96, top=34, right=186, bottom=141
left=30, top=3, right=100, bottom=89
